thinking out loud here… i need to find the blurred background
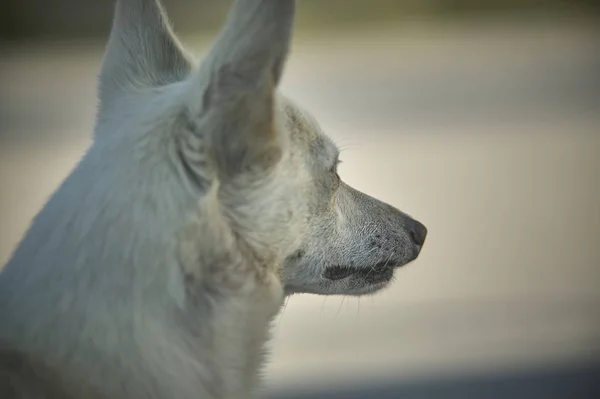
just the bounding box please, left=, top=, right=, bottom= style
left=1, top=1, right=600, bottom=398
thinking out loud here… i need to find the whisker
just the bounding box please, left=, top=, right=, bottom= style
left=365, top=250, right=396, bottom=279
left=335, top=296, right=346, bottom=319
left=363, top=263, right=378, bottom=278
left=383, top=251, right=396, bottom=268
left=275, top=295, right=291, bottom=332
left=320, top=296, right=327, bottom=317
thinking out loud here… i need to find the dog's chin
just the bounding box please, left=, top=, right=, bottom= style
left=283, top=257, right=421, bottom=297
left=324, top=263, right=393, bottom=283
left=321, top=261, right=403, bottom=296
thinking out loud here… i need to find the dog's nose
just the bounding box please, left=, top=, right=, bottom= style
left=409, top=220, right=428, bottom=247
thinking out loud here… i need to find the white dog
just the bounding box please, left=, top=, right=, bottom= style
left=0, top=0, right=427, bottom=398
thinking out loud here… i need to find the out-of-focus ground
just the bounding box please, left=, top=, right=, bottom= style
left=1, top=11, right=600, bottom=399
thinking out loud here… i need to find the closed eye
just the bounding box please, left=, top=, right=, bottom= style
left=330, top=160, right=342, bottom=188
left=330, top=159, right=342, bottom=174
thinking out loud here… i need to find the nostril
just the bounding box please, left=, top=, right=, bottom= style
left=410, top=221, right=428, bottom=247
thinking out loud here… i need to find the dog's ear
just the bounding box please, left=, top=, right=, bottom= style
left=98, top=0, right=191, bottom=104
left=189, top=0, right=296, bottom=180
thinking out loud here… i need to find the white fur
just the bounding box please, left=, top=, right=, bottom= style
left=0, top=1, right=427, bottom=398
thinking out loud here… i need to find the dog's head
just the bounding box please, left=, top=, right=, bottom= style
left=278, top=99, right=427, bottom=296
left=98, top=0, right=426, bottom=297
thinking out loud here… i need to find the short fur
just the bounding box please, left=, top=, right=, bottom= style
left=0, top=0, right=427, bottom=398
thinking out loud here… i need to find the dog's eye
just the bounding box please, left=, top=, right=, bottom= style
left=330, top=159, right=342, bottom=175
left=330, top=160, right=342, bottom=185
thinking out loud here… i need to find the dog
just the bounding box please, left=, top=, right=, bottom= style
left=0, top=0, right=427, bottom=398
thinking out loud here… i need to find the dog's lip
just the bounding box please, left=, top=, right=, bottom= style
left=323, top=261, right=402, bottom=283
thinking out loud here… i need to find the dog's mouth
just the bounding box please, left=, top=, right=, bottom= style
left=323, top=261, right=398, bottom=284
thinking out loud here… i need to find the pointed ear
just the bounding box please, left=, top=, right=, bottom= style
left=98, top=0, right=191, bottom=103
left=189, top=0, right=296, bottom=180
